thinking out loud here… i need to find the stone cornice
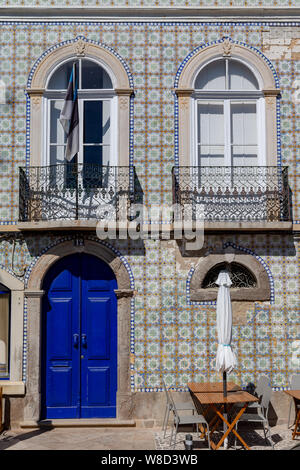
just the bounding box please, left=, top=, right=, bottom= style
left=0, top=7, right=300, bottom=21
left=175, top=88, right=194, bottom=97
left=25, top=88, right=45, bottom=96
left=114, top=289, right=134, bottom=299
left=263, top=88, right=281, bottom=97
left=24, top=289, right=45, bottom=298
left=115, top=88, right=134, bottom=96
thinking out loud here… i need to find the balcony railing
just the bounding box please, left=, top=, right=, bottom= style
left=19, top=164, right=134, bottom=222
left=172, top=166, right=291, bottom=222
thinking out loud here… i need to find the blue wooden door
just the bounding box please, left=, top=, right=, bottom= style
left=42, top=253, right=117, bottom=419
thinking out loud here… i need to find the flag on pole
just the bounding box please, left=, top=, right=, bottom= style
left=59, top=63, right=79, bottom=162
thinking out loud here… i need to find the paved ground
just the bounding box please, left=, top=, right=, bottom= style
left=0, top=427, right=156, bottom=451
left=0, top=423, right=299, bottom=450
left=155, top=423, right=300, bottom=451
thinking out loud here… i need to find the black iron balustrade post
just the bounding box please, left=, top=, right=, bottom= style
left=282, top=166, right=291, bottom=221
left=19, top=167, right=26, bottom=222
left=74, top=160, right=79, bottom=220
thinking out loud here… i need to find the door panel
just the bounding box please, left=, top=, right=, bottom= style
left=85, top=297, right=111, bottom=359
left=43, top=259, right=80, bottom=419
left=47, top=298, right=73, bottom=359
left=87, top=367, right=110, bottom=405
left=42, top=253, right=117, bottom=419
left=80, top=254, right=117, bottom=418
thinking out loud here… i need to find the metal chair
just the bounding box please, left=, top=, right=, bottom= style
left=234, top=382, right=274, bottom=449
left=167, top=387, right=211, bottom=449
left=288, top=374, right=300, bottom=429
left=161, top=378, right=196, bottom=438
left=236, top=374, right=269, bottom=409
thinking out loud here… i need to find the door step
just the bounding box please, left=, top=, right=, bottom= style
left=20, top=419, right=136, bottom=429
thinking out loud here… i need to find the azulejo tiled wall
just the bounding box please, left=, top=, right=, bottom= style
left=0, top=20, right=299, bottom=391
left=131, top=233, right=300, bottom=392
left=1, top=231, right=299, bottom=391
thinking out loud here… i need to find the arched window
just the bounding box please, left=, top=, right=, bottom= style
left=202, top=262, right=257, bottom=289
left=193, top=58, right=265, bottom=168
left=0, top=283, right=10, bottom=378
left=189, top=252, right=271, bottom=303
left=45, top=58, right=116, bottom=168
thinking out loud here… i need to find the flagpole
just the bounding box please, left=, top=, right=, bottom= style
left=73, top=62, right=79, bottom=221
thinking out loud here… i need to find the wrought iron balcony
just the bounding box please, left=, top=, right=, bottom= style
left=172, top=166, right=291, bottom=222
left=19, top=164, right=134, bottom=222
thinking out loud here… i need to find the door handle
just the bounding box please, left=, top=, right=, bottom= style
left=73, top=334, right=79, bottom=348
left=81, top=334, right=87, bottom=347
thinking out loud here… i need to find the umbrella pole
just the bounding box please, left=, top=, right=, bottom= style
left=223, top=371, right=228, bottom=449
left=223, top=371, right=227, bottom=398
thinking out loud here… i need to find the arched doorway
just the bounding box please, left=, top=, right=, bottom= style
left=41, top=253, right=118, bottom=419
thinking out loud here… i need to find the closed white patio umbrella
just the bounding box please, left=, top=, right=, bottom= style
left=215, top=269, right=237, bottom=388
left=215, top=269, right=237, bottom=448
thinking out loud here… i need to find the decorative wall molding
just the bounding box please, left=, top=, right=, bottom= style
left=1, top=7, right=300, bottom=21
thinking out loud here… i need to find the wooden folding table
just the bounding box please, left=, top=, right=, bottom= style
left=188, top=381, right=241, bottom=394
left=284, top=390, right=300, bottom=440
left=188, top=388, right=258, bottom=450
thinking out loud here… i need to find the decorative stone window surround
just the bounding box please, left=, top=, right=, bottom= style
left=190, top=252, right=271, bottom=302
left=175, top=38, right=280, bottom=168
left=26, top=37, right=133, bottom=168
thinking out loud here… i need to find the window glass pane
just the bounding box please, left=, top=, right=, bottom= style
left=84, top=100, right=110, bottom=145
left=83, top=146, right=109, bottom=188
left=81, top=59, right=113, bottom=89
left=50, top=145, right=66, bottom=166
left=197, top=101, right=224, bottom=166
left=229, top=60, right=259, bottom=91
left=84, top=146, right=103, bottom=166
left=195, top=60, right=226, bottom=90
left=0, top=293, right=9, bottom=377
left=48, top=61, right=79, bottom=90
left=83, top=146, right=110, bottom=166
left=50, top=100, right=66, bottom=144
left=231, top=101, right=257, bottom=166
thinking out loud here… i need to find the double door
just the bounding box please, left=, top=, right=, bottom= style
left=42, top=253, right=117, bottom=419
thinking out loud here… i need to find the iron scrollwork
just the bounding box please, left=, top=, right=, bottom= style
left=19, top=163, right=134, bottom=222
left=172, top=166, right=291, bottom=222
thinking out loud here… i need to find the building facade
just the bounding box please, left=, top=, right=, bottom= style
left=0, top=1, right=299, bottom=427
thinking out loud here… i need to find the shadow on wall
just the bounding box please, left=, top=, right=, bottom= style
left=176, top=233, right=296, bottom=259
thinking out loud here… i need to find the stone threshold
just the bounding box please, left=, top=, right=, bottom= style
left=20, top=419, right=136, bottom=429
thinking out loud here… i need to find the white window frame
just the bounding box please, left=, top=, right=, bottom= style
left=42, top=57, right=118, bottom=168
left=191, top=58, right=266, bottom=168
left=43, top=91, right=118, bottom=168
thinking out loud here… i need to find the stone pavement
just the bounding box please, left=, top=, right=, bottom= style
left=0, top=427, right=156, bottom=451
left=0, top=423, right=299, bottom=451
left=155, top=423, right=300, bottom=451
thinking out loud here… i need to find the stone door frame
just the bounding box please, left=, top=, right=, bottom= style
left=24, top=239, right=133, bottom=422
